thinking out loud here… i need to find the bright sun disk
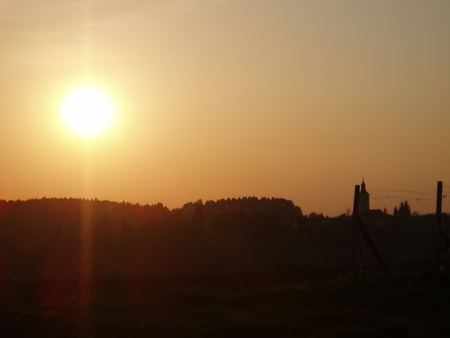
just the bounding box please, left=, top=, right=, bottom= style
left=61, top=86, right=115, bottom=137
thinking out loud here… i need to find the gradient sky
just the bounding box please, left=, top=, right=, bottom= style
left=1, top=0, right=449, bottom=216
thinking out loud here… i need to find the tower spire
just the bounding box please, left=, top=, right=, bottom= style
left=361, top=178, right=367, bottom=191
left=358, top=178, right=370, bottom=214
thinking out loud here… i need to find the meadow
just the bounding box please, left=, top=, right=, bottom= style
left=1, top=269, right=449, bottom=337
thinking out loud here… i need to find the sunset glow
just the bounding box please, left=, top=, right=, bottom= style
left=1, top=1, right=450, bottom=216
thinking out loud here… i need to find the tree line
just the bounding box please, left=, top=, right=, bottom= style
left=0, top=197, right=303, bottom=279
left=0, top=197, right=439, bottom=280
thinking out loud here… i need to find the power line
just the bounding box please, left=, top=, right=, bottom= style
left=369, top=189, right=435, bottom=196
left=370, top=196, right=450, bottom=205
left=370, top=196, right=435, bottom=202
left=362, top=183, right=450, bottom=214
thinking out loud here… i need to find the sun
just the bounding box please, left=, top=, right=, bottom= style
left=61, top=86, right=116, bottom=138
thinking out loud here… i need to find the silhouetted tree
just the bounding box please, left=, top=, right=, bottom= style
left=394, top=201, right=411, bottom=218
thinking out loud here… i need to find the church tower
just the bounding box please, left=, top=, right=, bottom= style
left=358, top=179, right=370, bottom=215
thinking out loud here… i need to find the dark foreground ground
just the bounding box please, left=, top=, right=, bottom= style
left=0, top=267, right=449, bottom=338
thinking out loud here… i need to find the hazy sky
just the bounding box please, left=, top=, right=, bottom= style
left=1, top=0, right=449, bottom=216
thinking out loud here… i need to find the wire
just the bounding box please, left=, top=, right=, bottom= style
left=365, top=186, right=450, bottom=210
left=370, top=196, right=435, bottom=202
left=369, top=189, right=434, bottom=196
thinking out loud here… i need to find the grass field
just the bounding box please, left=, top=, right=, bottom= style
left=0, top=269, right=449, bottom=337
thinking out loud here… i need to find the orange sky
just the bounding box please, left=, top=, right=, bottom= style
left=1, top=1, right=449, bottom=216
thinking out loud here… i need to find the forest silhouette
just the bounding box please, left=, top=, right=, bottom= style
left=0, top=196, right=436, bottom=281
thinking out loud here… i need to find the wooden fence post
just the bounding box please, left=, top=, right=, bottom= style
left=351, top=185, right=360, bottom=276
left=436, top=181, right=443, bottom=269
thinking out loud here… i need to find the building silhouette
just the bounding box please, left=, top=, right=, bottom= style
left=358, top=179, right=370, bottom=214
left=358, top=179, right=386, bottom=223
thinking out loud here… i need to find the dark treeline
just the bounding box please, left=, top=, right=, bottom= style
left=0, top=197, right=302, bottom=279
left=0, top=197, right=439, bottom=280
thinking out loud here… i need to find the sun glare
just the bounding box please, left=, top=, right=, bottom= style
left=61, top=86, right=116, bottom=138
